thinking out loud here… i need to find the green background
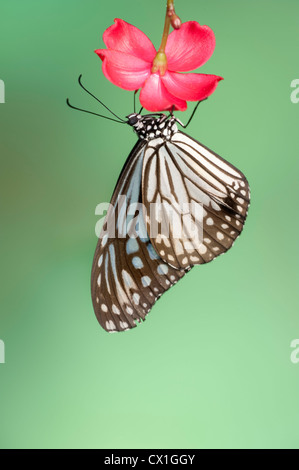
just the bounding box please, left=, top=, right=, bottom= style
left=1, top=0, right=299, bottom=449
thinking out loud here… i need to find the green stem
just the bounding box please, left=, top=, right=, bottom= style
left=151, top=0, right=176, bottom=75
left=158, top=0, right=173, bottom=53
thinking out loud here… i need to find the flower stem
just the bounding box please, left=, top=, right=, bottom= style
left=151, top=0, right=181, bottom=76
left=158, top=0, right=173, bottom=54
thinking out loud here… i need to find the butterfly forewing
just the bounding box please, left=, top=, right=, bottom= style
left=142, top=130, right=250, bottom=270
left=91, top=140, right=187, bottom=332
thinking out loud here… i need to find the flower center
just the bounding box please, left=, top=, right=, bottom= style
left=151, top=52, right=168, bottom=76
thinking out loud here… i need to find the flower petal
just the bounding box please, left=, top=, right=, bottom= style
left=96, top=50, right=151, bottom=91
left=165, top=21, right=216, bottom=72
left=162, top=72, right=223, bottom=101
left=139, top=74, right=187, bottom=112
left=103, top=18, right=156, bottom=63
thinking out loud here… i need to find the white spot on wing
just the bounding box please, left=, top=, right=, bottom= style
left=141, top=276, right=151, bottom=287
left=157, top=264, right=169, bottom=275
left=211, top=201, right=220, bottom=211
left=147, top=244, right=160, bottom=260
left=132, top=256, right=144, bottom=269
left=106, top=320, right=116, bottom=330
left=112, top=304, right=120, bottom=315
left=122, top=269, right=134, bottom=288
left=126, top=238, right=139, bottom=254
left=198, top=244, right=207, bottom=255
left=102, top=234, right=108, bottom=247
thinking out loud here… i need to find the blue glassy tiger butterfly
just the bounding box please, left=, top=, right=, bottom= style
left=67, top=76, right=250, bottom=333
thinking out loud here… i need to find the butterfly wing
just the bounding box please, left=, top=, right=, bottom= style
left=91, top=140, right=187, bottom=332
left=142, top=131, right=250, bottom=270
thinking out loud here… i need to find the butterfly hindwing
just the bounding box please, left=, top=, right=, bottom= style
left=91, top=140, right=187, bottom=332
left=142, top=130, right=250, bottom=270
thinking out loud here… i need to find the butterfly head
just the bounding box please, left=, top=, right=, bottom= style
left=127, top=113, right=142, bottom=127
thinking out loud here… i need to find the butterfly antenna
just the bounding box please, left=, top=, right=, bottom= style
left=182, top=99, right=208, bottom=129
left=78, top=74, right=126, bottom=122
left=66, top=99, right=126, bottom=124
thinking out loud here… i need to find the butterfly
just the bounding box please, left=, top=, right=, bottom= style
left=67, top=77, right=250, bottom=333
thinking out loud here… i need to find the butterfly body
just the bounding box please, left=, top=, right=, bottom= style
left=91, top=113, right=250, bottom=332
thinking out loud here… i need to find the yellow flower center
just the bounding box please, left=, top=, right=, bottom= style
left=151, top=52, right=168, bottom=76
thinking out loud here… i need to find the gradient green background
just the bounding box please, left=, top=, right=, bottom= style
left=1, top=0, right=299, bottom=449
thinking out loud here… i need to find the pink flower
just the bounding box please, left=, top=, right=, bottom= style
left=95, top=19, right=223, bottom=112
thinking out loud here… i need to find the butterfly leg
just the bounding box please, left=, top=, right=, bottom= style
left=169, top=105, right=175, bottom=118
left=133, top=90, right=139, bottom=113
left=180, top=99, right=208, bottom=129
